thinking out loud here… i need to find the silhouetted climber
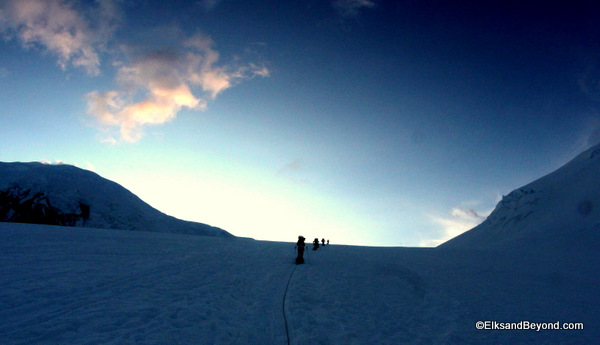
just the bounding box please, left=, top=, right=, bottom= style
left=313, top=238, right=320, bottom=251
left=321, top=238, right=325, bottom=246
left=295, top=236, right=306, bottom=265
left=327, top=239, right=329, bottom=245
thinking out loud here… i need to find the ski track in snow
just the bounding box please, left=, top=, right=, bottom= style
left=1, top=223, right=598, bottom=344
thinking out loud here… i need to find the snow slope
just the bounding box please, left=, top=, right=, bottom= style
left=0, top=162, right=230, bottom=237
left=1, top=222, right=597, bottom=344
left=440, top=143, right=600, bottom=251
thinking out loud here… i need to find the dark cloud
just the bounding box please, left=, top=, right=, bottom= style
left=332, top=0, right=375, bottom=18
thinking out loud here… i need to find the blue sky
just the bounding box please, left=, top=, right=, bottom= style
left=1, top=0, right=600, bottom=246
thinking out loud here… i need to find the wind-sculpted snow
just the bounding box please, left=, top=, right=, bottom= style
left=1, top=223, right=597, bottom=344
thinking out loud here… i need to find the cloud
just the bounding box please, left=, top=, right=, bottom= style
left=0, top=0, right=119, bottom=76
left=567, top=114, right=600, bottom=162
left=87, top=32, right=269, bottom=142
left=197, top=0, right=225, bottom=12
left=423, top=206, right=490, bottom=247
left=578, top=116, right=600, bottom=147
left=87, top=85, right=203, bottom=142
left=184, top=34, right=234, bottom=99
left=332, top=0, right=376, bottom=18
left=1, top=1, right=267, bottom=142
left=277, top=159, right=308, bottom=181
left=280, top=159, right=305, bottom=173
left=578, top=57, right=600, bottom=102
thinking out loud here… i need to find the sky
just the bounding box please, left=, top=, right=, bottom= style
left=1, top=0, right=600, bottom=246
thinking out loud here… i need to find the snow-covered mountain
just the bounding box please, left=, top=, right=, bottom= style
left=0, top=162, right=231, bottom=237
left=440, top=143, right=600, bottom=251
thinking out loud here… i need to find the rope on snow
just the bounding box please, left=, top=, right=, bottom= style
left=282, top=264, right=297, bottom=345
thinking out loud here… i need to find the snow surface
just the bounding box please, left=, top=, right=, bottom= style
left=1, top=222, right=597, bottom=344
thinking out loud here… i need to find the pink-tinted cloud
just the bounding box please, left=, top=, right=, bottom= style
left=184, top=35, right=232, bottom=99
left=1, top=1, right=267, bottom=142
left=0, top=0, right=118, bottom=76
left=87, top=33, right=269, bottom=142
left=87, top=83, right=205, bottom=143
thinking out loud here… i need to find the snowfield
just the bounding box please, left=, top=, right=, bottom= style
left=1, top=222, right=597, bottom=344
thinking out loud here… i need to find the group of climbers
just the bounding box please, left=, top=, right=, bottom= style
left=295, top=236, right=329, bottom=265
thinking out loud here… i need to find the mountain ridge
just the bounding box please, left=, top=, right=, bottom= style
left=0, top=161, right=231, bottom=237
